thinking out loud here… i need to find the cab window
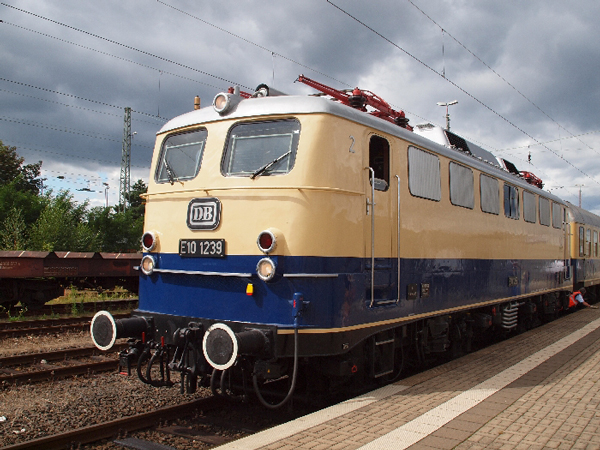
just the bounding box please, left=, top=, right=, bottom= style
left=156, top=129, right=207, bottom=184
left=369, top=135, right=390, bottom=191
left=222, top=119, right=300, bottom=177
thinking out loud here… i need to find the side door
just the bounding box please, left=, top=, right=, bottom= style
left=364, top=135, right=395, bottom=306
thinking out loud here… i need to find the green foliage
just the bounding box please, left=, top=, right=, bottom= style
left=89, top=179, right=147, bottom=252
left=0, top=180, right=47, bottom=226
left=0, top=304, right=28, bottom=322
left=0, top=207, right=28, bottom=250
left=87, top=205, right=144, bottom=252
left=29, top=191, right=99, bottom=251
left=0, top=140, right=43, bottom=194
left=0, top=142, right=147, bottom=253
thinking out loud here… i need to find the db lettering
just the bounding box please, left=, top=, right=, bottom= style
left=186, top=198, right=221, bottom=230
left=192, top=206, right=214, bottom=222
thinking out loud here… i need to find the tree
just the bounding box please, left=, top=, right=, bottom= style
left=118, top=179, right=147, bottom=218
left=0, top=140, right=43, bottom=194
left=0, top=180, right=47, bottom=229
left=0, top=207, right=28, bottom=250
left=89, top=178, right=147, bottom=252
left=87, top=206, right=143, bottom=252
left=28, top=191, right=98, bottom=251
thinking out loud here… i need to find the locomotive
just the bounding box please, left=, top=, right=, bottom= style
left=90, top=75, right=600, bottom=408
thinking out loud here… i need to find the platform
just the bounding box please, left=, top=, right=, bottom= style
left=216, top=308, right=600, bottom=450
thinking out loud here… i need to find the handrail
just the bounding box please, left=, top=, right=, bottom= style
left=366, top=167, right=375, bottom=307
left=396, top=175, right=401, bottom=303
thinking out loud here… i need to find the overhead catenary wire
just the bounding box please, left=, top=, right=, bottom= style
left=326, top=0, right=600, bottom=188
left=0, top=2, right=251, bottom=91
left=497, top=129, right=600, bottom=152
left=0, top=77, right=164, bottom=122
left=9, top=141, right=150, bottom=169
left=0, top=115, right=153, bottom=149
left=1, top=20, right=224, bottom=99
left=2, top=1, right=596, bottom=206
left=404, top=0, right=600, bottom=157
left=1, top=87, right=164, bottom=127
left=155, top=0, right=350, bottom=88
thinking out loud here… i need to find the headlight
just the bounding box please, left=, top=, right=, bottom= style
left=213, top=93, right=231, bottom=114
left=256, top=257, right=276, bottom=281
left=140, top=255, right=156, bottom=276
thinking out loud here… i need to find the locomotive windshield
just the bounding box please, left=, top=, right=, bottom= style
left=222, top=119, right=300, bottom=177
left=156, top=129, right=207, bottom=184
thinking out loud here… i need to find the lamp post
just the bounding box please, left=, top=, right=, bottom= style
left=437, top=100, right=458, bottom=131
left=103, top=183, right=110, bottom=208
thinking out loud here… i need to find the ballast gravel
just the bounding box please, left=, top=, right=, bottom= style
left=0, top=330, right=223, bottom=450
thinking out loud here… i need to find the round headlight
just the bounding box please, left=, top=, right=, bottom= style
left=256, top=257, right=276, bottom=281
left=257, top=230, right=276, bottom=254
left=213, top=93, right=231, bottom=114
left=141, top=231, right=157, bottom=251
left=140, top=255, right=156, bottom=276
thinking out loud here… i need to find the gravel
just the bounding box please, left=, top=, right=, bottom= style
left=0, top=330, right=213, bottom=449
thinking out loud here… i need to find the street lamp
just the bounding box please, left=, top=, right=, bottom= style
left=103, top=183, right=110, bottom=208
left=437, top=100, right=458, bottom=131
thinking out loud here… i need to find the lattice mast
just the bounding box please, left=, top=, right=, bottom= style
left=119, top=107, right=132, bottom=212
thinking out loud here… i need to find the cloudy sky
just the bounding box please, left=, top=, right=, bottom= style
left=1, top=0, right=600, bottom=213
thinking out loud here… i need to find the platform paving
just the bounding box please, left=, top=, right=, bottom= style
left=216, top=308, right=600, bottom=450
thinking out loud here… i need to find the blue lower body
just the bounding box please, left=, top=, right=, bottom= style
left=139, top=253, right=567, bottom=331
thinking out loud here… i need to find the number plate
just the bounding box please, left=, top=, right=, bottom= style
left=179, top=239, right=225, bottom=258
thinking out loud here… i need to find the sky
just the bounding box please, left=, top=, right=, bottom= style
left=1, top=0, right=600, bottom=213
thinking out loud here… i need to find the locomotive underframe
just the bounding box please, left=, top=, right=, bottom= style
left=121, top=288, right=572, bottom=399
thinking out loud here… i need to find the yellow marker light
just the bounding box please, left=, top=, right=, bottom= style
left=246, top=283, right=254, bottom=296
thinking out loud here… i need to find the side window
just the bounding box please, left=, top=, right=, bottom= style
left=594, top=231, right=599, bottom=257
left=504, top=184, right=519, bottom=220
left=539, top=197, right=551, bottom=226
left=449, top=162, right=474, bottom=209
left=587, top=229, right=592, bottom=256
left=579, top=226, right=585, bottom=257
left=408, top=146, right=441, bottom=201
left=480, top=174, right=499, bottom=215
left=222, top=119, right=300, bottom=177
left=369, top=135, right=390, bottom=191
left=523, top=191, right=536, bottom=223
left=552, top=203, right=562, bottom=229
left=156, top=129, right=208, bottom=184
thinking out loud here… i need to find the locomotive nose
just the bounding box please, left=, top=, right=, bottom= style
left=90, top=311, right=150, bottom=351
left=202, top=323, right=269, bottom=370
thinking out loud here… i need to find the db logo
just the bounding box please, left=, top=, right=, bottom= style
left=187, top=198, right=221, bottom=230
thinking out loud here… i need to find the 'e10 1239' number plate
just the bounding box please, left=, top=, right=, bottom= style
left=179, top=239, right=225, bottom=258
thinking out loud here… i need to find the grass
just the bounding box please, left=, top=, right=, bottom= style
left=1, top=286, right=136, bottom=322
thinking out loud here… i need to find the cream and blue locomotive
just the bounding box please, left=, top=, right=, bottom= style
left=91, top=76, right=599, bottom=407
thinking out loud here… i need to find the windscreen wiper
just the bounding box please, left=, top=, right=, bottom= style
left=250, top=150, right=291, bottom=180
left=164, top=159, right=177, bottom=185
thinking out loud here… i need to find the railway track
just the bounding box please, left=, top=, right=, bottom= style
left=0, top=344, right=127, bottom=385
left=0, top=313, right=131, bottom=338
left=0, top=396, right=253, bottom=450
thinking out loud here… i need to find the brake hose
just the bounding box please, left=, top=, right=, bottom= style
left=252, top=326, right=299, bottom=409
